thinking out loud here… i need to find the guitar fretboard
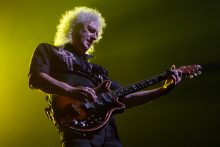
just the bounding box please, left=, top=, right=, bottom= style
left=109, top=71, right=170, bottom=99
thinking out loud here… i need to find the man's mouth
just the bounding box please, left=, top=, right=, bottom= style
left=87, top=39, right=93, bottom=45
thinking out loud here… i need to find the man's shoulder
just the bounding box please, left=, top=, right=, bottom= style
left=35, top=43, right=59, bottom=53
left=37, top=43, right=57, bottom=49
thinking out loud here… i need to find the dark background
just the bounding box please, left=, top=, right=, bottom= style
left=0, top=0, right=219, bottom=146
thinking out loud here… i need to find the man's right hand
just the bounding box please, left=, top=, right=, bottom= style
left=68, top=86, right=97, bottom=102
left=29, top=73, right=97, bottom=102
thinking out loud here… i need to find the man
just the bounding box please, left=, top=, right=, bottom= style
left=28, top=7, right=182, bottom=147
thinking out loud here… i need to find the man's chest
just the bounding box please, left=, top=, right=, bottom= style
left=50, top=48, right=92, bottom=73
left=49, top=48, right=107, bottom=85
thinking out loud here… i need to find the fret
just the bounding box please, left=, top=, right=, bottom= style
left=109, top=71, right=169, bottom=99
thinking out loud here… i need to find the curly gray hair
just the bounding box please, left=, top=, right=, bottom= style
left=54, top=7, right=106, bottom=52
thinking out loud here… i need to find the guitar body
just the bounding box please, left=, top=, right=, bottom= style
left=52, top=81, right=125, bottom=134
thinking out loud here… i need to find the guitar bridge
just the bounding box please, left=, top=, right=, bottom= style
left=65, top=104, right=80, bottom=116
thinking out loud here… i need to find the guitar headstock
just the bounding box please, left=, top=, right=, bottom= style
left=178, top=64, right=202, bottom=78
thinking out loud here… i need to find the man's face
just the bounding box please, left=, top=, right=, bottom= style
left=73, top=21, right=99, bottom=54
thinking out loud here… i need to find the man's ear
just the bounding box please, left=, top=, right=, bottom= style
left=72, top=23, right=84, bottom=36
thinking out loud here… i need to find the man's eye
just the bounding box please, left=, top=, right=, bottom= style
left=88, top=27, right=96, bottom=33
left=88, top=29, right=93, bottom=33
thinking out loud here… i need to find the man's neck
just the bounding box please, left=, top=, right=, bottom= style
left=71, top=43, right=85, bottom=57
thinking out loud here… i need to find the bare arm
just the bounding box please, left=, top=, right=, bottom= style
left=29, top=72, right=97, bottom=100
left=121, top=65, right=182, bottom=108
left=121, top=85, right=171, bottom=108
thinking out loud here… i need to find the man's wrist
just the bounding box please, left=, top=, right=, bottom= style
left=61, top=83, right=74, bottom=96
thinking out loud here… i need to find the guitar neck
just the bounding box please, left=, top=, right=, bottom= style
left=109, top=71, right=170, bottom=99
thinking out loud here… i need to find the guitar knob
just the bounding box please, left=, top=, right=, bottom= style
left=72, top=120, right=78, bottom=125
left=79, top=121, right=86, bottom=127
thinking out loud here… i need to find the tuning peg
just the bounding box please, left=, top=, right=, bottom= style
left=189, top=75, right=194, bottom=78
left=197, top=65, right=202, bottom=69
left=198, top=71, right=202, bottom=75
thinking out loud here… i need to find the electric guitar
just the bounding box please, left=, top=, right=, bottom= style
left=49, top=64, right=202, bottom=135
